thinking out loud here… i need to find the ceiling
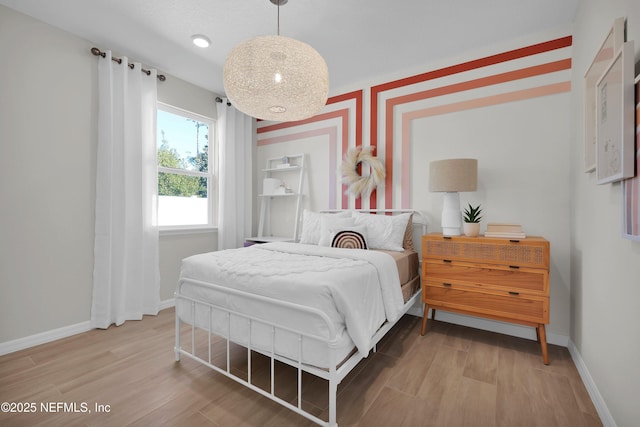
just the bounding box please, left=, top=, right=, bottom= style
left=0, top=0, right=579, bottom=96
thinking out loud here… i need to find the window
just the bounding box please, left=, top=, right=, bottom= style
left=157, top=103, right=215, bottom=230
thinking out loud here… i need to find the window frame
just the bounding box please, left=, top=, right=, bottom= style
left=156, top=102, right=217, bottom=234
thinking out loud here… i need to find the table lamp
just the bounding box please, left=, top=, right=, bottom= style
left=429, top=159, right=478, bottom=236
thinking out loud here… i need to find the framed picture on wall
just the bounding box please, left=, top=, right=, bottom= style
left=622, top=75, right=640, bottom=241
left=595, top=41, right=635, bottom=185
left=583, top=17, right=625, bottom=173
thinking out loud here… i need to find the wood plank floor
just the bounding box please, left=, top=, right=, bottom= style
left=0, top=308, right=601, bottom=426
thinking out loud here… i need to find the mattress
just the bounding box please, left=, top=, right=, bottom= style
left=375, top=249, right=419, bottom=303
left=176, top=242, right=408, bottom=368
left=375, top=249, right=419, bottom=295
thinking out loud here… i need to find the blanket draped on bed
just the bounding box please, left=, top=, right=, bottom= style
left=179, top=242, right=404, bottom=357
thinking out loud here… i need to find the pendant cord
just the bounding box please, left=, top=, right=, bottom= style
left=277, top=2, right=280, bottom=35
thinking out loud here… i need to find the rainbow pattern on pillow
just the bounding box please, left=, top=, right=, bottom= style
left=331, top=230, right=368, bottom=250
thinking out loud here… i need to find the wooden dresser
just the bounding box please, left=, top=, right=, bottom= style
left=421, top=233, right=551, bottom=364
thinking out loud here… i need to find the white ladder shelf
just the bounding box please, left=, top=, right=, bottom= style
left=247, top=154, right=305, bottom=244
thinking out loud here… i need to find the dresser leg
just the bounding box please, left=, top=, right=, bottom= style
left=421, top=304, right=430, bottom=335
left=537, top=324, right=549, bottom=365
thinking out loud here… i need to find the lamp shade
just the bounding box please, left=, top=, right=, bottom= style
left=223, top=35, right=329, bottom=122
left=429, top=158, right=478, bottom=192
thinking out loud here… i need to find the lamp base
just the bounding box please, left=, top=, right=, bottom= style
left=441, top=192, right=462, bottom=236
left=442, top=226, right=462, bottom=236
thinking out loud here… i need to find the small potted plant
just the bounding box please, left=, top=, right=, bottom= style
left=462, top=203, right=483, bottom=237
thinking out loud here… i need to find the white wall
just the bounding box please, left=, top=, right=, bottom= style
left=0, top=5, right=96, bottom=343
left=411, top=92, right=573, bottom=341
left=0, top=5, right=217, bottom=344
left=570, top=1, right=640, bottom=426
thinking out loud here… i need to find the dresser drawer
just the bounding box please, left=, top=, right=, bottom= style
left=423, top=281, right=549, bottom=324
left=422, top=235, right=549, bottom=269
left=423, top=260, right=548, bottom=295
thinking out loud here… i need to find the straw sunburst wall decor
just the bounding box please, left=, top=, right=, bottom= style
left=341, top=146, right=385, bottom=199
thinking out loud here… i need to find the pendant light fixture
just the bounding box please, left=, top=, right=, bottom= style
left=223, top=0, right=329, bottom=122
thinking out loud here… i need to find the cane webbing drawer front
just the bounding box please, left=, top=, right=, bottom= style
left=422, top=235, right=549, bottom=269
left=423, top=260, right=548, bottom=295
left=423, top=281, right=549, bottom=324
left=421, top=233, right=551, bottom=364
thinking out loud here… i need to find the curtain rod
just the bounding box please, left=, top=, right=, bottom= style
left=90, top=47, right=166, bottom=82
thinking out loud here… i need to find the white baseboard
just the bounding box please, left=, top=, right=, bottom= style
left=410, top=306, right=569, bottom=347
left=0, top=320, right=93, bottom=356
left=0, top=298, right=177, bottom=356
left=568, top=340, right=617, bottom=427
left=407, top=304, right=423, bottom=317
left=158, top=298, right=175, bottom=310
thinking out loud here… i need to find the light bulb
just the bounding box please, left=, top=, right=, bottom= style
left=191, top=35, right=211, bottom=48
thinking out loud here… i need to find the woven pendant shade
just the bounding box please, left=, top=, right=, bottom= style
left=223, top=35, right=329, bottom=122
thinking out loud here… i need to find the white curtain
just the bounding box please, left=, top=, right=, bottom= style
left=216, top=102, right=253, bottom=250
left=91, top=51, right=160, bottom=329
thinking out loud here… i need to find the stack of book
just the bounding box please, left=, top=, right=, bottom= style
left=484, top=223, right=526, bottom=239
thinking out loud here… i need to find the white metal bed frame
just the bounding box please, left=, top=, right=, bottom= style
left=174, top=209, right=426, bottom=427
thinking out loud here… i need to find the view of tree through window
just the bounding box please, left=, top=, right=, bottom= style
left=157, top=106, right=213, bottom=227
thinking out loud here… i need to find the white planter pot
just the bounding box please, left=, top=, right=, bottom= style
left=463, top=222, right=481, bottom=237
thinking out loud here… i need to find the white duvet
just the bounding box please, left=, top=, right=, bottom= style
left=177, top=242, right=404, bottom=365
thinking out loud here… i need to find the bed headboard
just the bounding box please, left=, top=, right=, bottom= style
left=318, top=209, right=428, bottom=256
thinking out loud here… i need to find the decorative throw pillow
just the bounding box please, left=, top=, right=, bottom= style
left=330, top=225, right=369, bottom=249
left=299, top=210, right=351, bottom=244
left=352, top=212, right=411, bottom=252
left=318, top=216, right=356, bottom=246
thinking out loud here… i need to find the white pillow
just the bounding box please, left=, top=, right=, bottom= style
left=318, top=216, right=356, bottom=246
left=352, top=212, right=411, bottom=251
left=299, top=210, right=351, bottom=244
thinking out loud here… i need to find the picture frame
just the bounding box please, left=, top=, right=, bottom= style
left=622, top=75, right=640, bottom=241
left=595, top=41, right=635, bottom=185
left=583, top=17, right=625, bottom=173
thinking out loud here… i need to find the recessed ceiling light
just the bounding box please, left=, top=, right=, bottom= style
left=191, top=34, right=211, bottom=48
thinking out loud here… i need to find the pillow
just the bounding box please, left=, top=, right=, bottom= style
left=352, top=212, right=411, bottom=252
left=403, top=213, right=415, bottom=251
left=318, top=216, right=356, bottom=246
left=331, top=225, right=369, bottom=250
left=299, top=210, right=351, bottom=244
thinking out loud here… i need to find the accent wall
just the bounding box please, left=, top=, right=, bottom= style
left=256, top=28, right=573, bottom=344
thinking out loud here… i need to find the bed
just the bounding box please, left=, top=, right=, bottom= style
left=174, top=209, right=426, bottom=426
